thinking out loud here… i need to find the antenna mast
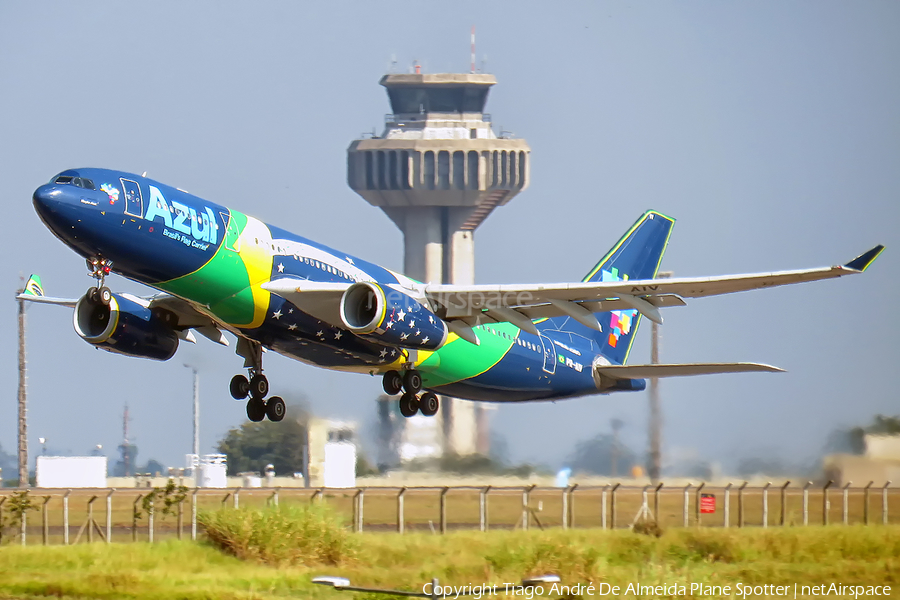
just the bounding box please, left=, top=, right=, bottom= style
left=470, top=25, right=476, bottom=73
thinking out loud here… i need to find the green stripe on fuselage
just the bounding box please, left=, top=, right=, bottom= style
left=155, top=210, right=257, bottom=325
left=420, top=322, right=519, bottom=387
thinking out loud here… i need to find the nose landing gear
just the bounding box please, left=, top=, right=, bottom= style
left=382, top=368, right=438, bottom=418
left=230, top=339, right=285, bottom=422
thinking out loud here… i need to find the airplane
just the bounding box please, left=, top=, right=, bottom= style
left=23, top=168, right=883, bottom=423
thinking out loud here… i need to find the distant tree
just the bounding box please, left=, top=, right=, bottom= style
left=566, top=433, right=637, bottom=477
left=112, top=444, right=139, bottom=477
left=143, top=459, right=167, bottom=477
left=217, top=419, right=308, bottom=476
left=825, top=414, right=900, bottom=456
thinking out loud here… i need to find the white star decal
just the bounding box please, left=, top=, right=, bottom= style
left=428, top=315, right=434, bottom=324
left=288, top=323, right=297, bottom=331
left=385, top=321, right=393, bottom=329
left=408, top=319, right=415, bottom=328
left=379, top=348, right=388, bottom=358
left=334, top=331, right=343, bottom=340
left=397, top=309, right=406, bottom=321
left=415, top=330, right=421, bottom=336
left=391, top=349, right=397, bottom=356
left=346, top=257, right=355, bottom=265
left=288, top=308, right=294, bottom=314
left=277, top=263, right=284, bottom=273
left=317, top=330, right=324, bottom=337
left=272, top=309, right=282, bottom=320
left=421, top=336, right=430, bottom=345
left=400, top=332, right=409, bottom=341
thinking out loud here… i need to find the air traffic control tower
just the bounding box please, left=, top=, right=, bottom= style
left=347, top=71, right=530, bottom=457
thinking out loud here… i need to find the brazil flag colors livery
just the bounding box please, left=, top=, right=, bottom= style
left=25, top=168, right=883, bottom=422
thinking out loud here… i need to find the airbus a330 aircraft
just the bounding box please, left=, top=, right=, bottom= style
left=24, top=168, right=883, bottom=422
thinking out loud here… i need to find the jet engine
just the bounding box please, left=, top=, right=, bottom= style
left=74, top=292, right=179, bottom=360
left=339, top=282, right=447, bottom=350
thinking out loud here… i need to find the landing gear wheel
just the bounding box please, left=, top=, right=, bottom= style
left=266, top=396, right=286, bottom=422
left=402, top=370, right=422, bottom=394
left=87, top=287, right=100, bottom=304
left=398, top=392, right=419, bottom=418
left=246, top=398, right=266, bottom=422
left=98, top=287, right=112, bottom=305
left=382, top=370, right=403, bottom=395
left=249, top=374, right=269, bottom=399
left=419, top=392, right=439, bottom=417
left=230, top=374, right=250, bottom=400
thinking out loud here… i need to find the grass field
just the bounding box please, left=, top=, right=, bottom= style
left=0, top=520, right=897, bottom=599
left=3, top=485, right=898, bottom=544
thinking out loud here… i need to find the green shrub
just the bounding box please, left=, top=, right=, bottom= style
left=198, top=504, right=356, bottom=566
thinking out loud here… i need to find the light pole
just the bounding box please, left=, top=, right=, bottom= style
left=17, top=282, right=28, bottom=487
left=183, top=364, right=199, bottom=462
left=648, top=270, right=672, bottom=484
left=38, top=437, right=46, bottom=456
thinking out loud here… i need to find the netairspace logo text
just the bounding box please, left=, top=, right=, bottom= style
left=423, top=582, right=892, bottom=599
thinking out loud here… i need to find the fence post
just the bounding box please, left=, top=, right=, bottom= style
left=802, top=481, right=812, bottom=526
left=132, top=494, right=142, bottom=542
left=177, top=496, right=184, bottom=541
left=106, top=489, right=114, bottom=543
left=694, top=482, right=705, bottom=526
left=611, top=483, right=620, bottom=530
left=682, top=483, right=692, bottom=528
left=654, top=483, right=663, bottom=523
left=642, top=485, right=650, bottom=525
left=762, top=482, right=771, bottom=528
left=191, top=488, right=199, bottom=541
left=358, top=488, right=365, bottom=533
left=440, top=487, right=449, bottom=534
left=569, top=483, right=578, bottom=528
left=148, top=497, right=154, bottom=543
left=87, top=496, right=95, bottom=543
left=233, top=487, right=240, bottom=509
left=20, top=504, right=26, bottom=546
left=561, top=486, right=569, bottom=530
left=272, top=487, right=279, bottom=507
left=0, top=497, right=4, bottom=545
left=42, top=496, right=51, bottom=545
left=352, top=488, right=360, bottom=532
left=601, top=485, right=609, bottom=530
left=883, top=481, right=891, bottom=525
left=842, top=481, right=852, bottom=525
left=738, top=482, right=747, bottom=528
left=780, top=481, right=790, bottom=526
left=63, top=490, right=71, bottom=545
left=521, top=485, right=533, bottom=532
left=823, top=480, right=834, bottom=525
left=723, top=483, right=732, bottom=528
left=864, top=481, right=873, bottom=525
left=480, top=486, right=490, bottom=532
left=397, top=488, right=406, bottom=534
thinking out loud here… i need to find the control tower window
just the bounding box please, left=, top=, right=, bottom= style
left=387, top=87, right=489, bottom=115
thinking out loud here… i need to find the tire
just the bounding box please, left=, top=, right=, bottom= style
left=230, top=374, right=250, bottom=400
left=99, top=287, right=112, bottom=305
left=402, top=370, right=422, bottom=394
left=249, top=374, right=269, bottom=399
left=246, top=398, right=266, bottom=422
left=382, top=370, right=403, bottom=395
left=398, top=392, right=419, bottom=418
left=266, top=396, right=286, bottom=422
left=419, top=392, right=439, bottom=417
left=87, top=287, right=99, bottom=304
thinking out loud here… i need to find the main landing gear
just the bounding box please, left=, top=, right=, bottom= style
left=230, top=339, right=285, bottom=422
left=382, top=369, right=438, bottom=418
left=85, top=256, right=113, bottom=306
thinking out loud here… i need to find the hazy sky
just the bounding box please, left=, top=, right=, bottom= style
left=1, top=2, right=897, bottom=475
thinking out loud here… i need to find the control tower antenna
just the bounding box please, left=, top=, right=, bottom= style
left=348, top=70, right=530, bottom=458
left=470, top=26, right=476, bottom=74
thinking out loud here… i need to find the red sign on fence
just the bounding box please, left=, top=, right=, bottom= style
left=700, top=493, right=716, bottom=514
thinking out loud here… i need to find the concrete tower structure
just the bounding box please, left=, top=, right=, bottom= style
left=347, top=71, right=530, bottom=457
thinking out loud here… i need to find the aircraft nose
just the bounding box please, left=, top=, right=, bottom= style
left=33, top=183, right=78, bottom=236
left=33, top=184, right=64, bottom=215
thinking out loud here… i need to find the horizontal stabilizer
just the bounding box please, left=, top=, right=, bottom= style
left=596, top=362, right=784, bottom=379
left=16, top=293, right=77, bottom=307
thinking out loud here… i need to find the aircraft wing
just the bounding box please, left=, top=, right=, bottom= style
left=425, top=245, right=885, bottom=331
left=261, top=278, right=350, bottom=327
left=595, top=362, right=784, bottom=379
left=17, top=274, right=230, bottom=346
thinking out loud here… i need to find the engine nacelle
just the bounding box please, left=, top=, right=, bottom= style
left=339, top=282, right=447, bottom=350
left=74, top=292, right=179, bottom=360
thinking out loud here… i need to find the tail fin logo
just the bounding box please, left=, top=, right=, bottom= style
left=23, top=275, right=44, bottom=297
left=601, top=268, right=637, bottom=348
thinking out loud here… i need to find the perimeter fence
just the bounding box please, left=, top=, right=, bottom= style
left=0, top=480, right=895, bottom=545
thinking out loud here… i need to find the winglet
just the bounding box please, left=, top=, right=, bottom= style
left=22, top=274, right=44, bottom=297
left=844, top=245, right=884, bottom=272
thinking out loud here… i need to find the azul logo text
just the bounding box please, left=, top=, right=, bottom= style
left=144, top=186, right=219, bottom=244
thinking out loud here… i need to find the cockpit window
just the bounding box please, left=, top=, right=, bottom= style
left=54, top=176, right=96, bottom=190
